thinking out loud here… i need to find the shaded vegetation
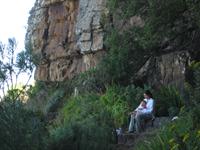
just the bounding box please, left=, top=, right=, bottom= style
left=154, top=86, right=183, bottom=117
left=49, top=94, right=114, bottom=150
left=0, top=100, right=47, bottom=150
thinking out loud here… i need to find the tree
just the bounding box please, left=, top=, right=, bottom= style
left=0, top=38, right=34, bottom=101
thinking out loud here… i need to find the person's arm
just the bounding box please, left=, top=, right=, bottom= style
left=135, top=102, right=143, bottom=111
left=129, top=102, right=143, bottom=115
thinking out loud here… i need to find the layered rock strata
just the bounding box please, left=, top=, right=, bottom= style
left=26, top=0, right=105, bottom=81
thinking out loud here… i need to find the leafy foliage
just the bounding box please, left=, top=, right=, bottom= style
left=45, top=89, right=65, bottom=113
left=100, top=29, right=150, bottom=84
left=49, top=94, right=115, bottom=150
left=26, top=81, right=67, bottom=114
left=72, top=68, right=106, bottom=94
left=154, top=86, right=183, bottom=117
left=0, top=100, right=47, bottom=150
left=184, top=61, right=200, bottom=107
left=100, top=86, right=129, bottom=127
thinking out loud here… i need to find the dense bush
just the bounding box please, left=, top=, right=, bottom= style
left=27, top=81, right=68, bottom=114
left=100, top=28, right=150, bottom=85
left=154, top=86, right=183, bottom=117
left=183, top=61, right=200, bottom=109
left=0, top=100, right=47, bottom=150
left=71, top=68, right=106, bottom=94
left=49, top=94, right=115, bottom=150
left=44, top=88, right=65, bottom=114
left=26, top=81, right=51, bottom=112
left=186, top=61, right=200, bottom=87
left=100, top=86, right=129, bottom=128
left=48, top=85, right=150, bottom=150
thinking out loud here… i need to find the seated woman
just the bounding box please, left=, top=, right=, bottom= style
left=128, top=90, right=154, bottom=133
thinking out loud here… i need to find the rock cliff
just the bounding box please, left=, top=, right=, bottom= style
left=26, top=0, right=191, bottom=88
left=26, top=0, right=106, bottom=81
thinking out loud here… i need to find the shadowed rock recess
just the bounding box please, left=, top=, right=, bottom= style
left=26, top=0, right=191, bottom=88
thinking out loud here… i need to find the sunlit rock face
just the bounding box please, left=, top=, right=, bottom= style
left=76, top=0, right=105, bottom=53
left=26, top=0, right=106, bottom=81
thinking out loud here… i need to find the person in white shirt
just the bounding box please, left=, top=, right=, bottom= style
left=128, top=90, right=154, bottom=133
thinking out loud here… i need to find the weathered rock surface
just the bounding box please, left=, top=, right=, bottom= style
left=136, top=51, right=190, bottom=89
left=26, top=0, right=106, bottom=81
left=76, top=0, right=105, bottom=53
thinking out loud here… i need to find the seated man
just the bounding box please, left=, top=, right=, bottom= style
left=128, top=90, right=154, bottom=133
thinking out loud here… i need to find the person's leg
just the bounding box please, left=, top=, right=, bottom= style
left=135, top=113, right=152, bottom=133
left=128, top=114, right=135, bottom=132
left=135, top=112, right=142, bottom=133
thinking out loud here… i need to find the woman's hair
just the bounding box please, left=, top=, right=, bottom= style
left=144, top=90, right=153, bottom=98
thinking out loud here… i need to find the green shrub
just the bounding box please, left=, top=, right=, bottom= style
left=101, top=29, right=150, bottom=85
left=184, top=61, right=200, bottom=107
left=27, top=81, right=69, bottom=114
left=186, top=61, right=200, bottom=87
left=4, top=88, right=22, bottom=101
left=0, top=100, right=47, bottom=150
left=26, top=81, right=51, bottom=112
left=190, top=62, right=200, bottom=105
left=49, top=94, right=115, bottom=150
left=154, top=86, right=183, bottom=117
left=100, top=85, right=149, bottom=128
left=100, top=85, right=129, bottom=128
left=191, top=106, right=200, bottom=130
left=72, top=68, right=106, bottom=94
left=44, top=88, right=65, bottom=114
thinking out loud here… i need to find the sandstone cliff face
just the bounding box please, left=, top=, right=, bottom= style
left=27, top=0, right=191, bottom=88
left=26, top=0, right=105, bottom=81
